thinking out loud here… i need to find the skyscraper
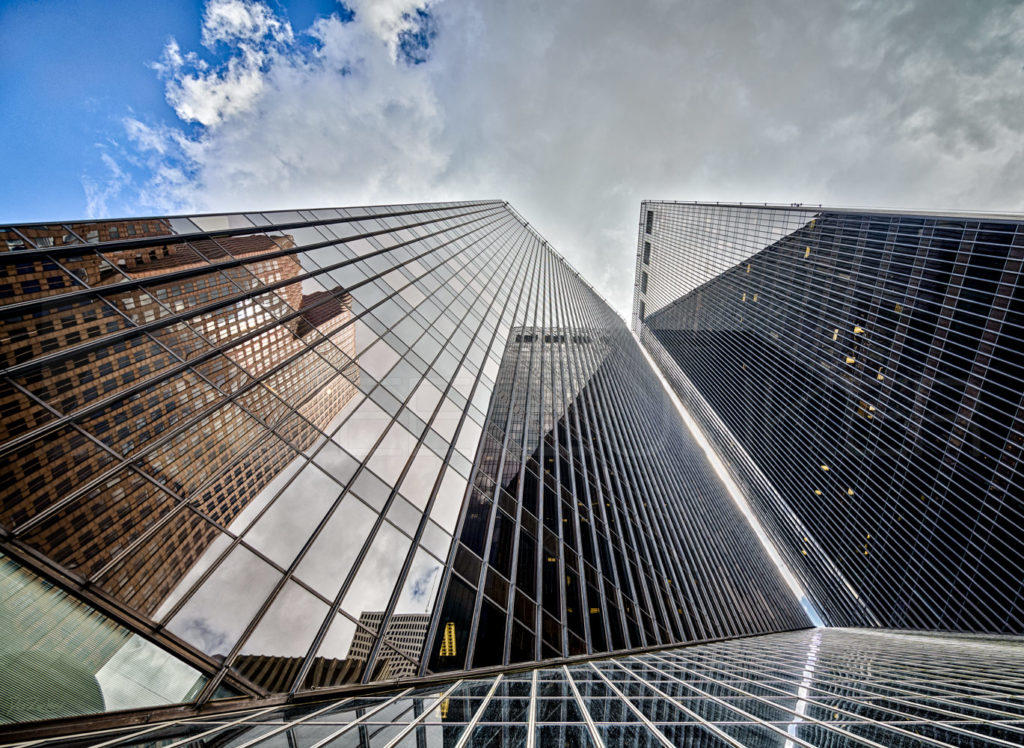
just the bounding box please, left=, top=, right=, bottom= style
left=0, top=201, right=805, bottom=738
left=3, top=201, right=1023, bottom=746
left=633, top=201, right=1024, bottom=633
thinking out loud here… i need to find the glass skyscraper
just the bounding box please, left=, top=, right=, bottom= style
left=633, top=201, right=1024, bottom=634
left=2, top=200, right=1022, bottom=746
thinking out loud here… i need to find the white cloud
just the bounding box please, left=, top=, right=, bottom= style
left=83, top=152, right=131, bottom=218
left=113, top=0, right=1024, bottom=315
left=347, top=0, right=435, bottom=59
left=201, top=0, right=293, bottom=47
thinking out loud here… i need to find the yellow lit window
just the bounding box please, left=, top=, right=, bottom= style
left=804, top=246, right=810, bottom=258
left=439, top=622, right=457, bottom=657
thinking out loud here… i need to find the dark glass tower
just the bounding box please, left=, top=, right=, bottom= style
left=633, top=201, right=1024, bottom=633
left=0, top=201, right=807, bottom=737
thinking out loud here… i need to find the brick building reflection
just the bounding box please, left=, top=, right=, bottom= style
left=1, top=221, right=359, bottom=618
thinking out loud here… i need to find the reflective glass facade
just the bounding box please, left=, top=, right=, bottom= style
left=15, top=628, right=1024, bottom=747
left=634, top=201, right=1024, bottom=632
left=1, top=201, right=806, bottom=738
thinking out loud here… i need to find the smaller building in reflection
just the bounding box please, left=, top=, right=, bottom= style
left=349, top=611, right=430, bottom=681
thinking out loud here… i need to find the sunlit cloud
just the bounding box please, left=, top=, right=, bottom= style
left=102, top=0, right=1024, bottom=315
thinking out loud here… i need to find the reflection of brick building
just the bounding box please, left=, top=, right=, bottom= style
left=349, top=612, right=430, bottom=680
left=0, top=224, right=359, bottom=616
left=232, top=654, right=362, bottom=693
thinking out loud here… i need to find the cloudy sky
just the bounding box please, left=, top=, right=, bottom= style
left=3, top=0, right=1022, bottom=314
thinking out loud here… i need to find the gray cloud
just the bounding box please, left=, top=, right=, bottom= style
left=112, top=0, right=1024, bottom=316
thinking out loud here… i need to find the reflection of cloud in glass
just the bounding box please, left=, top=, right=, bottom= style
left=167, top=545, right=281, bottom=657
left=367, top=421, right=417, bottom=485
left=400, top=446, right=443, bottom=510
left=341, top=523, right=411, bottom=617
left=408, top=378, right=443, bottom=423
left=240, top=581, right=328, bottom=658
left=153, top=533, right=232, bottom=622
left=332, top=398, right=390, bottom=459
left=317, top=614, right=357, bottom=660
left=429, top=468, right=468, bottom=533
left=294, top=495, right=377, bottom=599
left=244, top=462, right=340, bottom=567
left=394, top=550, right=442, bottom=615
left=359, top=340, right=400, bottom=380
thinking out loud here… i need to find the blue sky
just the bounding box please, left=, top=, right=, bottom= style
left=1, top=1, right=197, bottom=221
left=2, top=0, right=1022, bottom=316
left=0, top=0, right=346, bottom=222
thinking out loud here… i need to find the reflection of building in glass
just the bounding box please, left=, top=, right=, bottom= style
left=2, top=226, right=358, bottom=620
left=634, top=201, right=1024, bottom=633
left=6, top=200, right=1021, bottom=744
left=348, top=612, right=430, bottom=680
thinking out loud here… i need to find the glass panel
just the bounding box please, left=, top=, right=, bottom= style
left=342, top=523, right=412, bottom=620
left=0, top=554, right=206, bottom=724
left=166, top=544, right=282, bottom=658
left=244, top=461, right=341, bottom=567
left=366, top=422, right=417, bottom=486
left=399, top=445, right=443, bottom=510
left=236, top=581, right=329, bottom=691
left=295, top=494, right=378, bottom=599
left=332, top=397, right=391, bottom=459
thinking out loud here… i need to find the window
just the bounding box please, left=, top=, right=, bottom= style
left=638, top=300, right=646, bottom=322
left=645, top=210, right=654, bottom=234
left=642, top=241, right=651, bottom=264
left=641, top=272, right=648, bottom=294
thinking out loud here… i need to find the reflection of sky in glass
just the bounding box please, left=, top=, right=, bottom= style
left=244, top=462, right=340, bottom=567
left=294, top=495, right=377, bottom=599
left=360, top=340, right=400, bottom=381
left=332, top=398, right=390, bottom=459
left=394, top=550, right=442, bottom=615
left=96, top=636, right=205, bottom=711
left=430, top=468, right=468, bottom=533
left=400, top=446, right=443, bottom=510
left=167, top=545, right=281, bottom=657
left=154, top=532, right=232, bottom=622
left=367, top=422, right=417, bottom=485
left=408, top=379, right=443, bottom=423
left=241, top=581, right=328, bottom=658
left=342, top=523, right=411, bottom=618
left=317, top=614, right=357, bottom=660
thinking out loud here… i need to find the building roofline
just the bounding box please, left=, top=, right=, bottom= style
left=640, top=200, right=1024, bottom=222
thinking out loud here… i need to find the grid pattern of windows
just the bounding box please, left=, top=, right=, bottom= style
left=15, top=628, right=1024, bottom=747
left=0, top=201, right=805, bottom=732
left=633, top=201, right=1024, bottom=632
